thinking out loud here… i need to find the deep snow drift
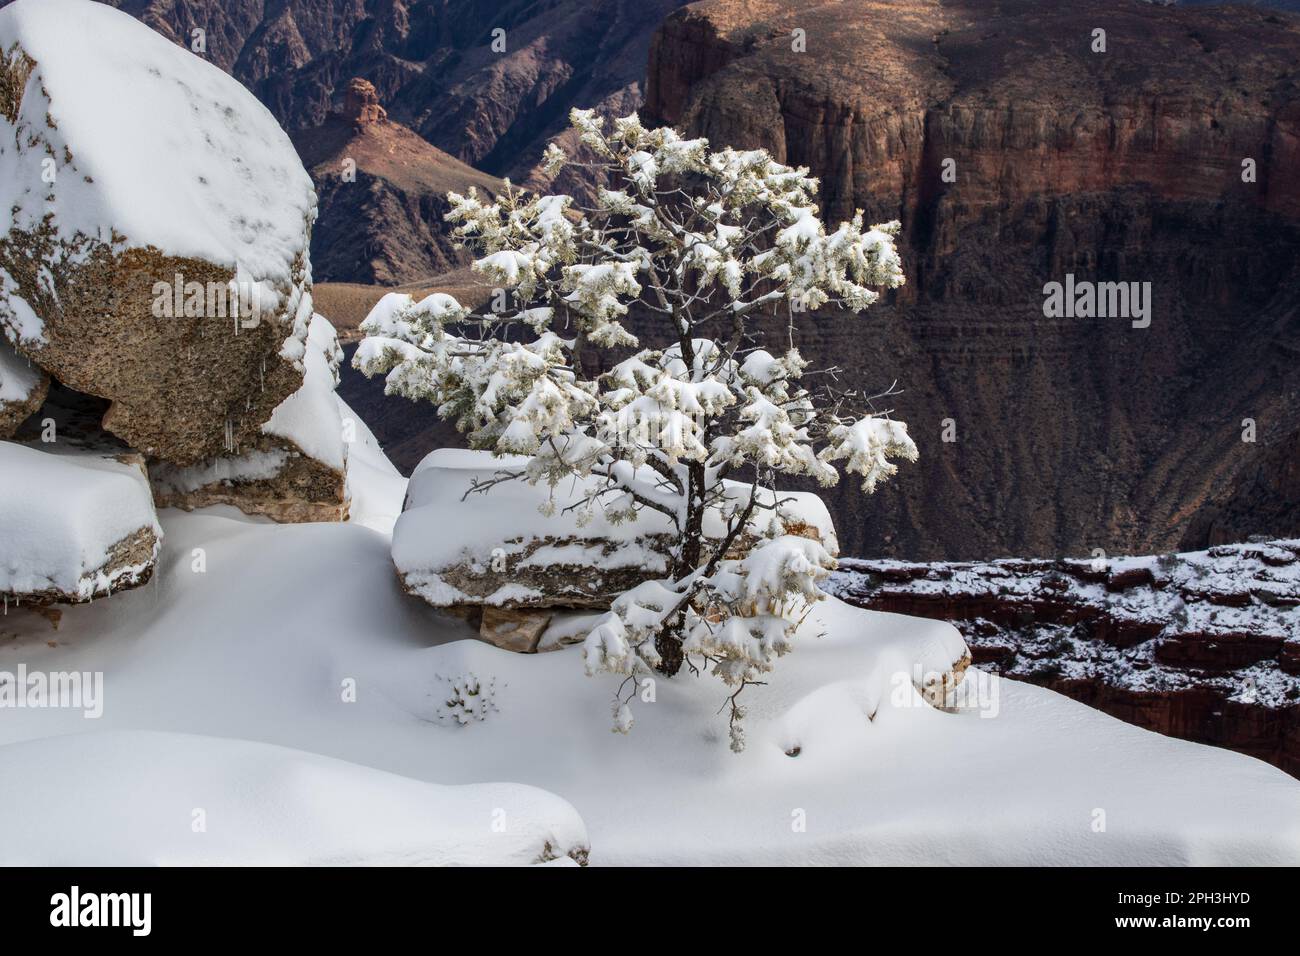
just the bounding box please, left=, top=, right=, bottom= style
left=0, top=730, right=585, bottom=866
left=1, top=431, right=1298, bottom=865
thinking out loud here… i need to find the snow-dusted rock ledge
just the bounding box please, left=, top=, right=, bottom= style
left=0, top=441, right=160, bottom=604
left=393, top=448, right=840, bottom=649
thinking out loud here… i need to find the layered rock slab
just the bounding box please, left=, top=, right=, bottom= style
left=0, top=441, right=160, bottom=605
left=830, top=540, right=1300, bottom=776
left=395, top=448, right=840, bottom=651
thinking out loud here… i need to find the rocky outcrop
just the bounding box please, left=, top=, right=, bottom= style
left=148, top=439, right=348, bottom=524
left=641, top=0, right=1300, bottom=559
left=0, top=2, right=354, bottom=529
left=0, top=0, right=317, bottom=467
left=829, top=540, right=1300, bottom=776
left=291, top=78, right=505, bottom=285
left=148, top=315, right=351, bottom=523
left=0, top=441, right=160, bottom=605
left=341, top=78, right=386, bottom=127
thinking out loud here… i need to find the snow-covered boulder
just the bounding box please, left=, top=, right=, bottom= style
left=0, top=336, right=45, bottom=436
left=0, top=730, right=588, bottom=866
left=0, top=441, right=160, bottom=604
left=150, top=315, right=350, bottom=522
left=394, top=448, right=838, bottom=649
left=0, top=0, right=316, bottom=465
left=398, top=449, right=673, bottom=610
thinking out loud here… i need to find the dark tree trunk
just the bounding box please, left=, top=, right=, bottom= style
left=655, top=628, right=684, bottom=677
left=659, top=460, right=706, bottom=676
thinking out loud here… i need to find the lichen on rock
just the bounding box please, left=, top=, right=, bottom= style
left=0, top=0, right=319, bottom=465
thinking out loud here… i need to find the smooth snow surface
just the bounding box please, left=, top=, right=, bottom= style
left=0, top=442, right=160, bottom=598
left=338, top=395, right=405, bottom=533
left=1, top=436, right=1297, bottom=865
left=263, top=314, right=347, bottom=470
left=0, top=730, right=585, bottom=865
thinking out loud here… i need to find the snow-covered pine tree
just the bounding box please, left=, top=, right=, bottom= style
left=354, top=109, right=917, bottom=749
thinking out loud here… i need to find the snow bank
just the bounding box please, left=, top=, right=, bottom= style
left=0, top=730, right=587, bottom=866
left=263, top=314, right=347, bottom=471
left=338, top=395, right=406, bottom=534
left=0, top=442, right=160, bottom=600
left=2, top=505, right=1296, bottom=864
left=0, top=0, right=316, bottom=322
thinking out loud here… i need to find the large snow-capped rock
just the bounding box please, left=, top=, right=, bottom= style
left=0, top=336, right=45, bottom=437
left=0, top=0, right=316, bottom=465
left=150, top=315, right=350, bottom=522
left=0, top=441, right=160, bottom=604
left=395, top=448, right=839, bottom=611
left=0, top=730, right=587, bottom=866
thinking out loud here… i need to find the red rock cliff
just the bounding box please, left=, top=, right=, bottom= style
left=643, top=0, right=1300, bottom=560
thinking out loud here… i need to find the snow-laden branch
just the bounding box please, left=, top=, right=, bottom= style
left=353, top=109, right=916, bottom=749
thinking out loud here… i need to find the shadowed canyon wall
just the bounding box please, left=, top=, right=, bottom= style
left=643, top=0, right=1300, bottom=560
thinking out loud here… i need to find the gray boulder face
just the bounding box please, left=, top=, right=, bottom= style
left=0, top=441, right=160, bottom=606
left=393, top=449, right=840, bottom=651
left=0, top=0, right=317, bottom=467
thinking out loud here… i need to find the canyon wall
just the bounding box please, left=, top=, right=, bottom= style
left=830, top=540, right=1300, bottom=776
left=644, top=0, right=1300, bottom=560
left=291, top=78, right=505, bottom=284
left=91, top=0, right=689, bottom=191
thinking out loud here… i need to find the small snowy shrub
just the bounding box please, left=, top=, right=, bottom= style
left=357, top=109, right=915, bottom=748
left=436, top=674, right=498, bottom=726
